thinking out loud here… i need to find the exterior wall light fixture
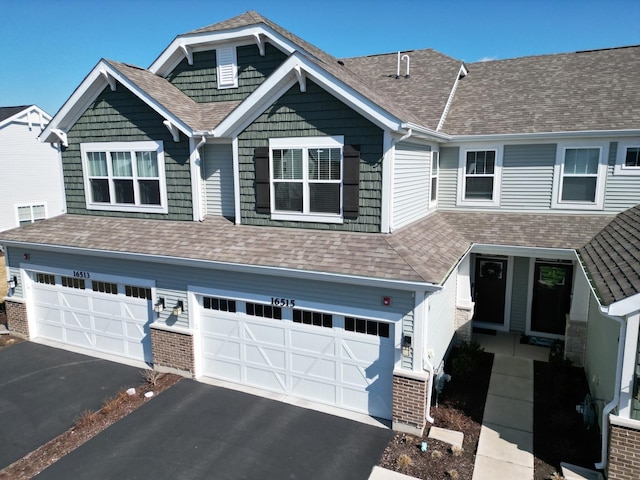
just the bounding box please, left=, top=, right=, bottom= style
left=173, top=300, right=184, bottom=316
left=153, top=298, right=165, bottom=313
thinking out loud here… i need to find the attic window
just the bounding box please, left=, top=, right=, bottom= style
left=216, top=46, right=238, bottom=89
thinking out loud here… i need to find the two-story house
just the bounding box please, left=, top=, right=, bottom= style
left=1, top=11, right=639, bottom=477
left=0, top=105, right=65, bottom=233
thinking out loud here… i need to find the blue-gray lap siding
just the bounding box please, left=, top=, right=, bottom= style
left=439, top=142, right=640, bottom=213
left=238, top=80, right=384, bottom=232
left=166, top=44, right=288, bottom=103
left=7, top=247, right=414, bottom=334
left=62, top=88, right=192, bottom=220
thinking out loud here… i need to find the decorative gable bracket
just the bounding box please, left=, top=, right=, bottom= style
left=99, top=69, right=116, bottom=91
left=254, top=33, right=265, bottom=56
left=180, top=44, right=193, bottom=65
left=51, top=128, right=68, bottom=147
left=294, top=65, right=306, bottom=93
left=163, top=120, right=180, bottom=142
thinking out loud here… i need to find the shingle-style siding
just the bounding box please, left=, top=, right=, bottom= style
left=509, top=257, right=530, bottom=333
left=501, top=144, right=556, bottom=210
left=437, top=146, right=459, bottom=210
left=63, top=87, right=192, bottom=220
left=238, top=80, right=384, bottom=232
left=605, top=142, right=640, bottom=212
left=166, top=44, right=288, bottom=103
left=393, top=142, right=431, bottom=230
left=633, top=326, right=640, bottom=421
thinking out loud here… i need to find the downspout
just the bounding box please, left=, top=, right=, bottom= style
left=594, top=309, right=626, bottom=471
left=423, top=357, right=435, bottom=424
left=422, top=291, right=434, bottom=424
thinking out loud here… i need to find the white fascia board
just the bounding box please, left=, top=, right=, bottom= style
left=2, top=239, right=441, bottom=292
left=214, top=53, right=404, bottom=138
left=150, top=24, right=297, bottom=76
left=606, top=292, right=640, bottom=317
left=471, top=243, right=578, bottom=261
left=449, top=129, right=640, bottom=144
left=40, top=60, right=192, bottom=144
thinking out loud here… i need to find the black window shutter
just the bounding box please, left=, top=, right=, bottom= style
left=254, top=147, right=270, bottom=214
left=343, top=145, right=360, bottom=219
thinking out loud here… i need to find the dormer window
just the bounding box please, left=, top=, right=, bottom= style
left=216, top=45, right=238, bottom=89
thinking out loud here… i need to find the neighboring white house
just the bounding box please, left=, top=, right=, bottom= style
left=0, top=105, right=65, bottom=233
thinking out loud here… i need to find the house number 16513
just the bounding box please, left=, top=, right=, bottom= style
left=271, top=297, right=295, bottom=307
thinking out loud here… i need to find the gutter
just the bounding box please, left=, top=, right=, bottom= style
left=594, top=308, right=626, bottom=471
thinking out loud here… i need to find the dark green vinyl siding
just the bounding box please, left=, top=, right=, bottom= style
left=62, top=87, right=192, bottom=220
left=166, top=44, right=288, bottom=103
left=633, top=325, right=640, bottom=420
left=238, top=80, right=384, bottom=232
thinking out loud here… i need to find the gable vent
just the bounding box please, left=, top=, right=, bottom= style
left=217, top=46, right=238, bottom=89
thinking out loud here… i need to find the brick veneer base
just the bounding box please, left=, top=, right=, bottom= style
left=455, top=305, right=474, bottom=346
left=564, top=319, right=587, bottom=367
left=150, top=327, right=195, bottom=376
left=608, top=422, right=640, bottom=480
left=392, top=371, right=428, bottom=436
left=5, top=300, right=29, bottom=338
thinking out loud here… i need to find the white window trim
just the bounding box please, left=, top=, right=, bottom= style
left=429, top=150, right=439, bottom=208
left=614, top=139, right=640, bottom=176
left=269, top=136, right=344, bottom=224
left=216, top=45, right=238, bottom=89
left=81, top=141, right=168, bottom=214
left=456, top=145, right=503, bottom=207
left=15, top=202, right=47, bottom=225
left=551, top=141, right=608, bottom=211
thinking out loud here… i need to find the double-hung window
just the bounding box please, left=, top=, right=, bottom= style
left=614, top=139, right=640, bottom=176
left=81, top=141, right=167, bottom=213
left=457, top=147, right=502, bottom=206
left=269, top=137, right=344, bottom=223
left=552, top=142, right=607, bottom=210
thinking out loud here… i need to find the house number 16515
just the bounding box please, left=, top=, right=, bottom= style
left=271, top=297, right=295, bottom=307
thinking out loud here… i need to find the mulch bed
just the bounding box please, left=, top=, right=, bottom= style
left=379, top=346, right=493, bottom=479
left=0, top=371, right=182, bottom=479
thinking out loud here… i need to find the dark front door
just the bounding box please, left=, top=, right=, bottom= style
left=531, top=262, right=573, bottom=335
left=473, top=257, right=508, bottom=327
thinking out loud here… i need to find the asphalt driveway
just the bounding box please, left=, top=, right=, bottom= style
left=36, top=380, right=394, bottom=479
left=0, top=342, right=143, bottom=468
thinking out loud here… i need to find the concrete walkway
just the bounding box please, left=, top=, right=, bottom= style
left=472, top=354, right=534, bottom=479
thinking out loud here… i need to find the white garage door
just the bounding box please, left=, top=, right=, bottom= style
left=199, top=297, right=394, bottom=420
left=30, top=272, right=153, bottom=363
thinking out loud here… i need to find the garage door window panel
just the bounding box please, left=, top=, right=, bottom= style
left=246, top=302, right=282, bottom=320
left=61, top=276, right=85, bottom=289
left=203, top=296, right=236, bottom=312
left=345, top=317, right=390, bottom=338
left=125, top=285, right=152, bottom=299
left=92, top=281, right=118, bottom=294
left=293, top=309, right=333, bottom=328
left=35, top=273, right=56, bottom=285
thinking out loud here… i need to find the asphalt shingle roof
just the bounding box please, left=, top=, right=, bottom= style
left=0, top=211, right=614, bottom=287
left=442, top=46, right=640, bottom=135
left=0, top=106, right=30, bottom=123
left=580, top=205, right=640, bottom=305
left=106, top=61, right=240, bottom=132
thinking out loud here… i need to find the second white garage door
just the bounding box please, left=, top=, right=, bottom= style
left=198, top=297, right=394, bottom=420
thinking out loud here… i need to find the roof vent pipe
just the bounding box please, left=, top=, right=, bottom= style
left=396, top=52, right=410, bottom=79
left=402, top=54, right=410, bottom=78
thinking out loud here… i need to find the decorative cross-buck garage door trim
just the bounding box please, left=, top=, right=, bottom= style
left=197, top=294, right=394, bottom=420
left=28, top=269, right=154, bottom=363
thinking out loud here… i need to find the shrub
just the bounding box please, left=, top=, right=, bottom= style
left=396, top=454, right=412, bottom=470
left=74, top=410, right=98, bottom=429
left=450, top=341, right=484, bottom=379
left=141, top=369, right=162, bottom=386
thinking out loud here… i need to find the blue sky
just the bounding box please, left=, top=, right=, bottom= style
left=1, top=0, right=638, bottom=115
